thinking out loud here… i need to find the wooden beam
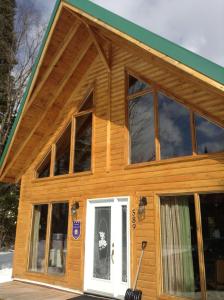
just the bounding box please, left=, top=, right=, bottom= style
left=24, top=21, right=81, bottom=114
left=87, top=25, right=110, bottom=72
left=1, top=38, right=93, bottom=180
left=68, top=8, right=111, bottom=72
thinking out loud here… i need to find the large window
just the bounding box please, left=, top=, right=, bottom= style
left=158, top=92, right=192, bottom=159
left=36, top=90, right=94, bottom=178
left=29, top=205, right=48, bottom=272
left=29, top=202, right=69, bottom=275
left=127, top=73, right=224, bottom=164
left=195, top=114, right=224, bottom=154
left=160, top=193, right=224, bottom=300
left=128, top=93, right=155, bottom=163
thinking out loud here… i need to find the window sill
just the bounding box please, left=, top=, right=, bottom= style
left=25, top=270, right=66, bottom=279
left=125, top=151, right=224, bottom=170
left=32, top=170, right=93, bottom=183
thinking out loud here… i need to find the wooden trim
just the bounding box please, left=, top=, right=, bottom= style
left=190, top=111, right=197, bottom=155
left=154, top=87, right=160, bottom=161
left=127, top=88, right=153, bottom=100
left=50, top=144, right=56, bottom=177
left=69, top=117, right=75, bottom=174
left=24, top=20, right=81, bottom=114
left=106, top=66, right=112, bottom=172
left=124, top=70, right=130, bottom=166
left=155, top=193, right=162, bottom=297
left=1, top=37, right=93, bottom=180
left=194, top=193, right=207, bottom=300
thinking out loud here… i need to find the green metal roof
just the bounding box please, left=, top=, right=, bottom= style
left=1, top=0, right=224, bottom=171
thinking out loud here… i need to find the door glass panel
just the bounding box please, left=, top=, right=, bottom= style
left=122, top=205, right=127, bottom=282
left=160, top=195, right=201, bottom=299
left=200, top=193, right=224, bottom=300
left=48, top=203, right=68, bottom=274
left=29, top=204, right=48, bottom=272
left=93, top=207, right=111, bottom=280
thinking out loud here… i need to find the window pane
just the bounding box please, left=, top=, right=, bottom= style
left=79, top=92, right=93, bottom=111
left=160, top=195, right=201, bottom=299
left=29, top=205, right=48, bottom=272
left=48, top=203, right=68, bottom=274
left=200, top=193, right=224, bottom=300
left=195, top=114, right=224, bottom=154
left=128, top=74, right=150, bottom=95
left=128, top=93, right=155, bottom=164
left=158, top=93, right=192, bottom=159
left=74, top=113, right=92, bottom=172
left=54, top=124, right=71, bottom=176
left=37, top=152, right=51, bottom=178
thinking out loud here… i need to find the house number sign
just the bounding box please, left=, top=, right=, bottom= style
left=72, top=220, right=81, bottom=240
left=132, top=209, right=136, bottom=229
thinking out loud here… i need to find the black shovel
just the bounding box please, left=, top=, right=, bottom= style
left=124, top=241, right=147, bottom=300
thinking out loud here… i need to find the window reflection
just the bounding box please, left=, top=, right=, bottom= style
left=54, top=124, right=71, bottom=176
left=195, top=114, right=224, bottom=154
left=158, top=93, right=192, bottom=159
left=29, top=205, right=48, bottom=272
left=48, top=203, right=68, bottom=274
left=37, top=152, right=51, bottom=178
left=128, top=74, right=150, bottom=95
left=74, top=113, right=92, bottom=172
left=128, top=93, right=155, bottom=164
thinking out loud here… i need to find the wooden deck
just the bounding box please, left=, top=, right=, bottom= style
left=0, top=281, right=78, bottom=300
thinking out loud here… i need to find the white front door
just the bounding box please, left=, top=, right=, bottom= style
left=84, top=197, right=130, bottom=298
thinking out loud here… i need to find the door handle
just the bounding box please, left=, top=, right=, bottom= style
left=111, top=242, right=114, bottom=264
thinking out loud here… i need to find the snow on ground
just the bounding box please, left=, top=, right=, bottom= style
left=0, top=251, right=13, bottom=283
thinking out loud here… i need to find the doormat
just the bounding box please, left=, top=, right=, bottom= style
left=67, top=294, right=114, bottom=300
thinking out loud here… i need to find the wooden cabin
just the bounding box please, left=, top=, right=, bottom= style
left=1, top=0, right=224, bottom=299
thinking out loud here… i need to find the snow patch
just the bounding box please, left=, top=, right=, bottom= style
left=0, top=268, right=12, bottom=283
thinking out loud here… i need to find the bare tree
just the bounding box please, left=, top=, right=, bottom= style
left=0, top=0, right=45, bottom=154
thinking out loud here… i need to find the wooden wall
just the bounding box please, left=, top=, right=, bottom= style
left=13, top=44, right=224, bottom=300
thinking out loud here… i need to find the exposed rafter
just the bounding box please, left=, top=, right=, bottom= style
left=0, top=38, right=93, bottom=180
left=67, top=8, right=111, bottom=72
left=24, top=20, right=81, bottom=113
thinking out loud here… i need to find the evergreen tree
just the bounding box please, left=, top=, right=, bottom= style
left=0, top=0, right=16, bottom=153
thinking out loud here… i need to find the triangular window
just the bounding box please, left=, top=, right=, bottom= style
left=37, top=152, right=51, bottom=178
left=128, top=74, right=150, bottom=95
left=195, top=114, right=224, bottom=154
left=79, top=91, right=93, bottom=112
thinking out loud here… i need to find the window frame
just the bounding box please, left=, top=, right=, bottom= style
left=34, top=87, right=95, bottom=180
left=125, top=68, right=224, bottom=168
left=27, top=201, right=69, bottom=276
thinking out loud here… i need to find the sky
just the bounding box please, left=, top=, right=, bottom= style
left=17, top=0, right=224, bottom=67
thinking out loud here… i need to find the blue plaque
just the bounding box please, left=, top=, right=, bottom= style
left=72, top=221, right=81, bottom=240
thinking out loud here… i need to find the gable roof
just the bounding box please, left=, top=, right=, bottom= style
left=0, top=0, right=224, bottom=178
